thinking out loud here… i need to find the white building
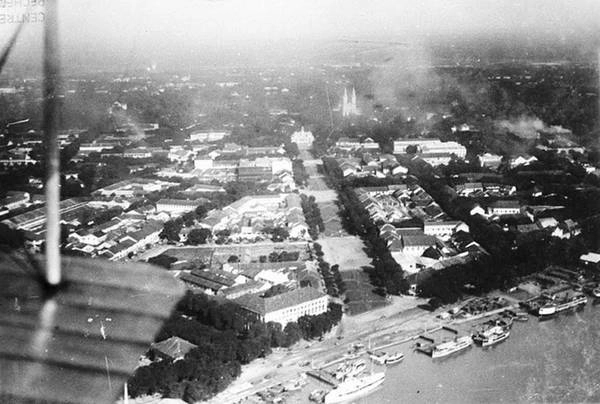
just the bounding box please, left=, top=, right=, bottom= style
left=189, top=130, right=231, bottom=143
left=168, top=148, right=194, bottom=163
left=489, top=200, right=521, bottom=215
left=0, top=191, right=30, bottom=211
left=393, top=138, right=442, bottom=154
left=95, top=179, right=177, bottom=198
left=420, top=153, right=454, bottom=166
left=423, top=221, right=469, bottom=240
left=394, top=138, right=466, bottom=158
left=342, top=87, right=360, bottom=117
left=290, top=126, right=314, bottom=149
left=156, top=199, right=203, bottom=216
left=234, top=287, right=328, bottom=327
left=420, top=141, right=467, bottom=158
left=509, top=155, right=538, bottom=169
left=478, top=153, right=503, bottom=169
left=401, top=234, right=438, bottom=257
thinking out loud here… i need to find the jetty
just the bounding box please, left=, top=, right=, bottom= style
left=306, top=370, right=339, bottom=387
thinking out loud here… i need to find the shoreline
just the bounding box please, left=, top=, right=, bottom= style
left=204, top=295, right=514, bottom=404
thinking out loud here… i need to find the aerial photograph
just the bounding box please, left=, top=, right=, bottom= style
left=1, top=1, right=600, bottom=403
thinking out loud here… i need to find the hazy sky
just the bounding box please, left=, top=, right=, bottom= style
left=2, top=0, right=600, bottom=71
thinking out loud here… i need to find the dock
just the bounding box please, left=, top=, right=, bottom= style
left=306, top=370, right=339, bottom=387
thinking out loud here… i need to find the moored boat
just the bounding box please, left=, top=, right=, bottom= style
left=538, top=303, right=557, bottom=317
left=347, top=361, right=366, bottom=378
left=514, top=312, right=529, bottom=322
left=369, top=351, right=388, bottom=365
left=309, top=389, right=327, bottom=403
left=385, top=351, right=404, bottom=365
left=555, top=294, right=588, bottom=313
left=324, top=372, right=385, bottom=404
left=431, top=336, right=473, bottom=359
left=477, top=326, right=510, bottom=347
left=335, top=360, right=366, bottom=380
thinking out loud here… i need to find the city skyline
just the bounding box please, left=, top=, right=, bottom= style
left=1, top=0, right=600, bottom=73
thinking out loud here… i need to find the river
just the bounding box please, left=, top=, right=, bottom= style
left=357, top=302, right=600, bottom=403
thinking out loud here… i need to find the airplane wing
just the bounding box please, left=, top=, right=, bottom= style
left=0, top=252, right=185, bottom=403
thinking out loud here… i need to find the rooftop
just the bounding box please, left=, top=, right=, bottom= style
left=150, top=337, right=197, bottom=360
left=234, top=286, right=326, bottom=316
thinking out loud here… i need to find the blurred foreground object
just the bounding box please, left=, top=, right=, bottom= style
left=0, top=252, right=185, bottom=403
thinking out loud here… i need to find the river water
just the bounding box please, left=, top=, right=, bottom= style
left=357, top=303, right=600, bottom=403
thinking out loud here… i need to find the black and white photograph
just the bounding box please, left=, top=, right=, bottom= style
left=1, top=1, right=600, bottom=403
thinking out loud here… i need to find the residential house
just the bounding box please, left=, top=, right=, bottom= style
left=401, top=234, right=438, bottom=257
left=423, top=220, right=469, bottom=240
left=0, top=191, right=30, bottom=211
left=478, top=153, right=503, bottom=169
left=552, top=219, right=581, bottom=239
left=150, top=337, right=197, bottom=362
left=580, top=252, right=600, bottom=268
left=509, top=155, right=538, bottom=169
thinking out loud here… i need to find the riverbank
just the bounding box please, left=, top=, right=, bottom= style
left=204, top=294, right=512, bottom=404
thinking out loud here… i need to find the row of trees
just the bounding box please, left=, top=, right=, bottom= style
left=404, top=156, right=600, bottom=304
left=300, top=194, right=325, bottom=240
left=321, top=157, right=409, bottom=295
left=159, top=205, right=210, bottom=243
left=128, top=292, right=342, bottom=402
left=312, top=243, right=345, bottom=297
left=292, top=159, right=309, bottom=186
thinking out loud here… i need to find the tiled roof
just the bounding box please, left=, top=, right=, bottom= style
left=234, top=287, right=326, bottom=316
left=402, top=234, right=437, bottom=247
left=151, top=337, right=197, bottom=360
left=491, top=200, right=520, bottom=209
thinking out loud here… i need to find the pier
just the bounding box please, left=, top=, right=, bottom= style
left=306, top=370, right=339, bottom=387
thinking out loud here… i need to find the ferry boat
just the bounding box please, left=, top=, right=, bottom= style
left=431, top=336, right=473, bottom=359
left=553, top=294, right=587, bottom=313
left=324, top=372, right=385, bottom=404
left=473, top=325, right=510, bottom=347
left=384, top=351, right=404, bottom=365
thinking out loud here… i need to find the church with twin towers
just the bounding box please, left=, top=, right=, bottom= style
left=342, top=86, right=360, bottom=117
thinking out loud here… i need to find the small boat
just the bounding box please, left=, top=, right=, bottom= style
left=283, top=378, right=306, bottom=392
left=514, top=312, right=529, bottom=322
left=309, top=389, right=327, bottom=403
left=369, top=351, right=388, bottom=365
left=538, top=303, right=557, bottom=317
left=593, top=288, right=600, bottom=299
left=324, top=372, right=385, bottom=404
left=384, top=351, right=404, bottom=365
